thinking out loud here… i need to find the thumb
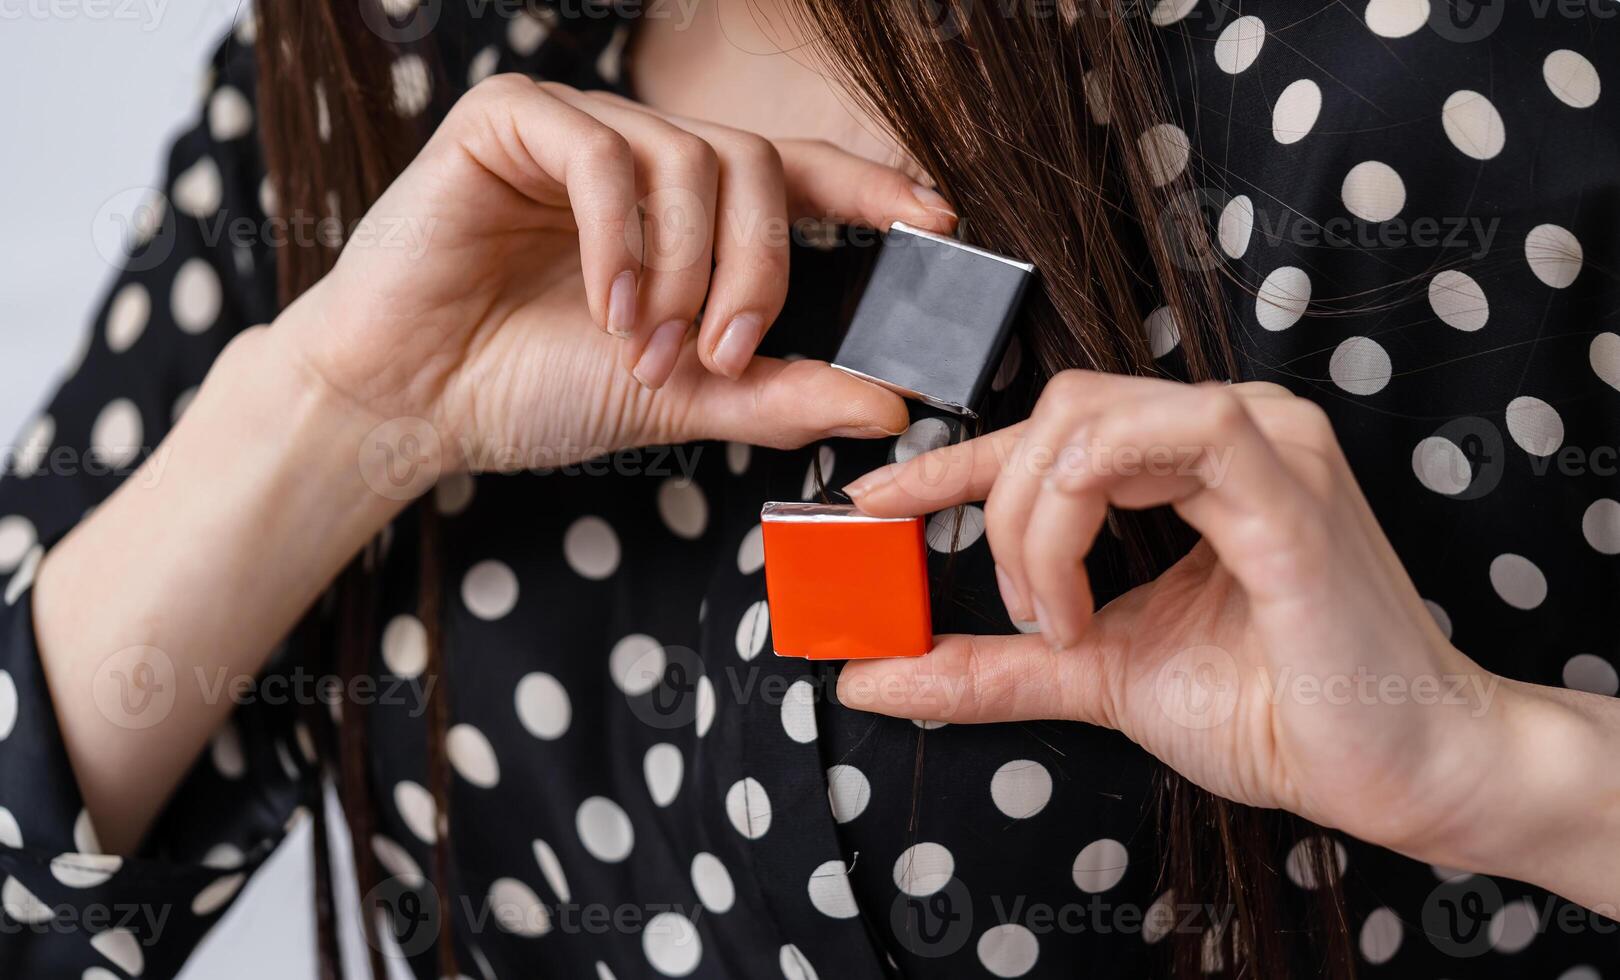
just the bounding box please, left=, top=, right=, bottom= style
left=836, top=631, right=1118, bottom=727
left=685, top=356, right=909, bottom=449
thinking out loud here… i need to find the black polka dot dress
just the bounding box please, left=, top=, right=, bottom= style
left=1, top=2, right=1618, bottom=978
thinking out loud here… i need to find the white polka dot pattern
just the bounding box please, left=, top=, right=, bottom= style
left=826, top=764, right=871, bottom=823
left=1272, top=79, right=1322, bottom=144
left=575, top=796, right=634, bottom=863
left=1428, top=270, right=1489, bottom=331
left=642, top=911, right=701, bottom=976
left=807, top=859, right=859, bottom=918
left=1364, top=0, right=1429, bottom=38
left=989, top=759, right=1053, bottom=819
left=894, top=842, right=955, bottom=897
left=1341, top=161, right=1406, bottom=222
left=1256, top=266, right=1311, bottom=331
left=1442, top=90, right=1506, bottom=160
left=725, top=777, right=772, bottom=839
left=1544, top=49, right=1601, bottom=108
left=977, top=923, right=1040, bottom=977
left=1071, top=838, right=1129, bottom=893
left=515, top=671, right=572, bottom=740
left=1213, top=17, right=1266, bottom=75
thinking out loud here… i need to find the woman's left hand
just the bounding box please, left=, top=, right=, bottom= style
left=840, top=372, right=1525, bottom=871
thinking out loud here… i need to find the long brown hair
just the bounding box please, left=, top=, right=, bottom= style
left=253, top=1, right=1353, bottom=977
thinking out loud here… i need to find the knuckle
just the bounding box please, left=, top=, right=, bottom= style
left=1088, top=413, right=1129, bottom=454
left=1251, top=503, right=1330, bottom=581
left=731, top=132, right=782, bottom=173
left=982, top=485, right=1023, bottom=557
left=1232, top=380, right=1293, bottom=400
left=454, top=73, right=528, bottom=119
left=1202, top=389, right=1250, bottom=438
left=1041, top=369, right=1087, bottom=406
left=731, top=246, right=790, bottom=289
left=477, top=72, right=535, bottom=100
left=1292, top=400, right=1338, bottom=447
left=856, top=174, right=904, bottom=218
left=962, top=636, right=1006, bottom=717
left=746, top=369, right=792, bottom=446
left=664, top=131, right=720, bottom=179
left=582, top=89, right=634, bottom=109
left=575, top=127, right=634, bottom=171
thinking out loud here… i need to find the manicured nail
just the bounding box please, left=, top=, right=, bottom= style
left=911, top=183, right=956, bottom=221
left=712, top=313, right=764, bottom=378
left=844, top=465, right=896, bottom=499
left=633, top=319, right=687, bottom=389
left=829, top=424, right=903, bottom=439
left=607, top=270, right=637, bottom=337
left=995, top=564, right=1031, bottom=622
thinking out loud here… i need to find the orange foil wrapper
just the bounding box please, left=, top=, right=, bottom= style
left=760, top=502, right=933, bottom=660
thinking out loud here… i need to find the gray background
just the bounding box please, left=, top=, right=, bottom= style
left=1, top=5, right=401, bottom=977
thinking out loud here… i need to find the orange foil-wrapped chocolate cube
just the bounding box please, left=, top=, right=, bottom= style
left=760, top=502, right=933, bottom=660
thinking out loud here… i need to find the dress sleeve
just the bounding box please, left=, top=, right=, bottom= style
left=0, top=27, right=320, bottom=979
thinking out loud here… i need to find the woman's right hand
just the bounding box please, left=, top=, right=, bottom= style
left=275, top=75, right=957, bottom=480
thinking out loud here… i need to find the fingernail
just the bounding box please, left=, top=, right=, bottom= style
left=910, top=183, right=956, bottom=221
left=633, top=319, right=687, bottom=389
left=829, top=424, right=902, bottom=439
left=844, top=465, right=896, bottom=499
left=995, top=564, right=1031, bottom=622
left=712, top=313, right=763, bottom=378
left=607, top=270, right=637, bottom=337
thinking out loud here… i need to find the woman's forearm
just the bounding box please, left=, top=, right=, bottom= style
left=1415, top=677, right=1620, bottom=917
left=1472, top=680, right=1620, bottom=916
left=31, top=308, right=411, bottom=854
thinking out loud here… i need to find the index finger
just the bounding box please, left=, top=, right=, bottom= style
left=775, top=139, right=958, bottom=234
left=845, top=421, right=1029, bottom=515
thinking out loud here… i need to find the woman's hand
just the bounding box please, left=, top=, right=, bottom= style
left=839, top=373, right=1572, bottom=881
left=32, top=75, right=954, bottom=854
left=276, top=75, right=957, bottom=475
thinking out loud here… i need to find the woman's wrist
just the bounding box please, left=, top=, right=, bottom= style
left=32, top=310, right=419, bottom=852
left=1428, top=676, right=1620, bottom=913
left=206, top=318, right=426, bottom=538
left=259, top=286, right=457, bottom=503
